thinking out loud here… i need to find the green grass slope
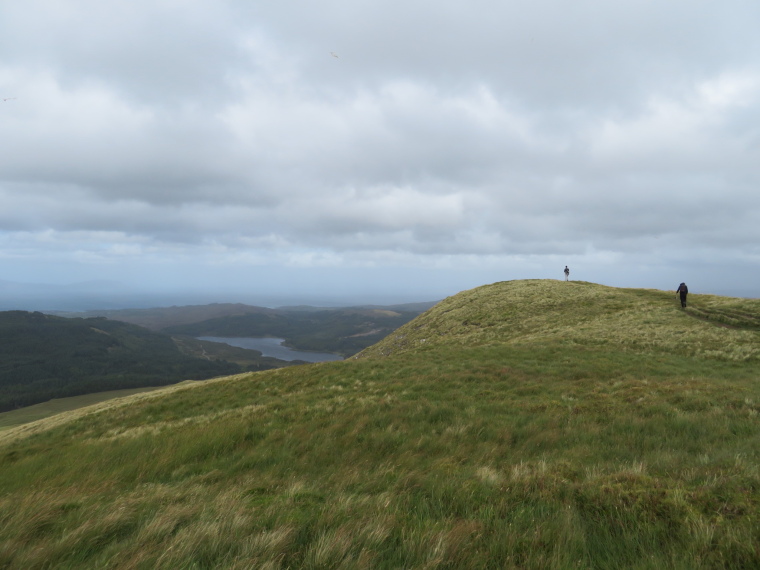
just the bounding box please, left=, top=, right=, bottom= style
left=1, top=280, right=760, bottom=568
left=0, top=386, right=166, bottom=431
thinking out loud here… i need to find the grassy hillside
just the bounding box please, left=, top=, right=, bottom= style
left=1, top=280, right=760, bottom=568
left=0, top=386, right=165, bottom=430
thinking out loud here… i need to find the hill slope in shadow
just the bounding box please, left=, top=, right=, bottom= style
left=0, top=311, right=240, bottom=412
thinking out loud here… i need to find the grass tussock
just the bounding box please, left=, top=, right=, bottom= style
left=1, top=280, right=760, bottom=568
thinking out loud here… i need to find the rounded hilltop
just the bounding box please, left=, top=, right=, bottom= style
left=358, top=279, right=760, bottom=362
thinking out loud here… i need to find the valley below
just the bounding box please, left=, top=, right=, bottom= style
left=197, top=336, right=344, bottom=363
left=0, top=301, right=429, bottom=423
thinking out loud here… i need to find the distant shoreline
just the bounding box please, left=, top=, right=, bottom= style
left=197, top=336, right=344, bottom=363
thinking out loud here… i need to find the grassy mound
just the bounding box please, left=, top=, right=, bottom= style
left=1, top=280, right=759, bottom=568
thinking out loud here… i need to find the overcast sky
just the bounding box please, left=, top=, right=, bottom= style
left=1, top=0, right=759, bottom=308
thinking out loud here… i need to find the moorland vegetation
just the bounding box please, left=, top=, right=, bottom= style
left=1, top=280, right=759, bottom=568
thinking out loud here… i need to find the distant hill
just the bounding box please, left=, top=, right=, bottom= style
left=50, top=303, right=275, bottom=331
left=162, top=307, right=426, bottom=356
left=0, top=311, right=240, bottom=411
left=3, top=302, right=432, bottom=412
left=277, top=301, right=439, bottom=313
left=2, top=281, right=760, bottom=567
left=52, top=302, right=436, bottom=357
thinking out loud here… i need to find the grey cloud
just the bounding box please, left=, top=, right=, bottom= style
left=1, top=0, right=759, bottom=299
left=1, top=2, right=246, bottom=105
left=253, top=0, right=760, bottom=111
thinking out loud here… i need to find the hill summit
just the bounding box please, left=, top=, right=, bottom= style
left=359, top=279, right=760, bottom=360
left=1, top=280, right=759, bottom=568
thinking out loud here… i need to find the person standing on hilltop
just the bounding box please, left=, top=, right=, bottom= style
left=676, top=282, right=688, bottom=308
left=564, top=266, right=570, bottom=281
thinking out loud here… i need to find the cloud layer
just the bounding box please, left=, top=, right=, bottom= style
left=1, top=0, right=759, bottom=303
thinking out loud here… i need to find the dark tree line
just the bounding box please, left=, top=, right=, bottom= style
left=0, top=311, right=239, bottom=412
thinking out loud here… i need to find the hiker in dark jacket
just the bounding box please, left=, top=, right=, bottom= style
left=676, top=283, right=688, bottom=307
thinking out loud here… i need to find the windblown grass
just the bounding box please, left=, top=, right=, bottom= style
left=1, top=280, right=759, bottom=568
left=0, top=386, right=166, bottom=431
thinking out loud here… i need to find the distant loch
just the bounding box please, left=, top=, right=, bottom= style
left=197, top=336, right=343, bottom=363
